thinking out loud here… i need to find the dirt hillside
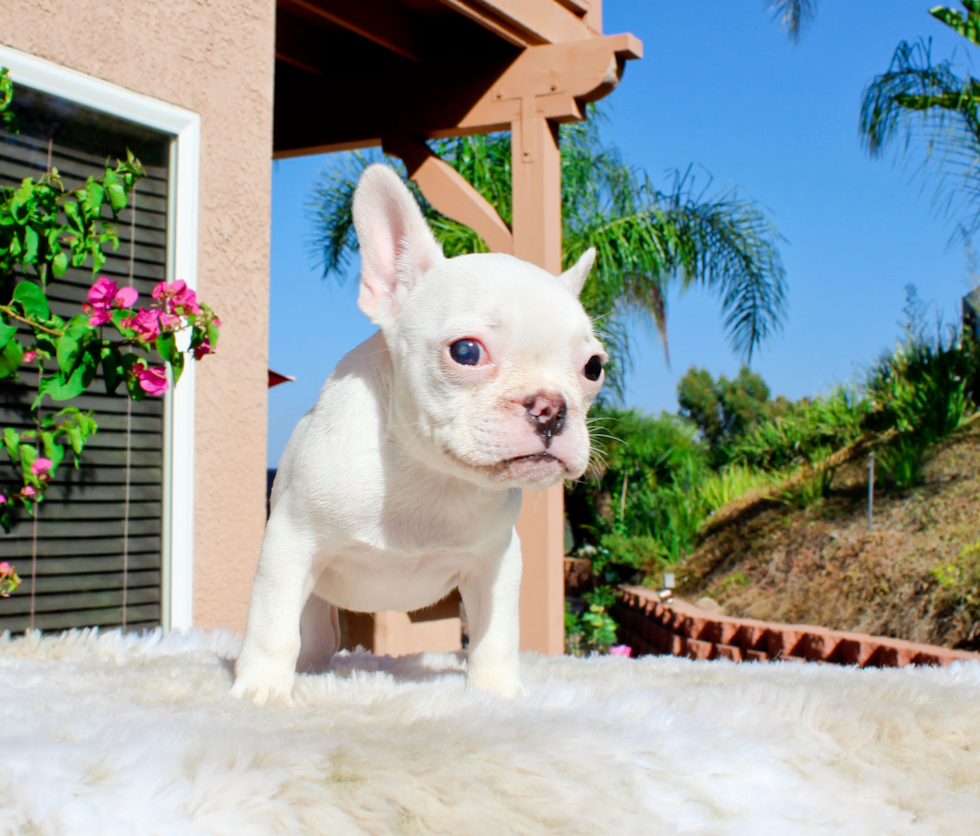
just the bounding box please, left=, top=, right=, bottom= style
left=674, top=422, right=980, bottom=650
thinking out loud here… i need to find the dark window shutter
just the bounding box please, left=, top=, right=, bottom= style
left=0, top=87, right=171, bottom=633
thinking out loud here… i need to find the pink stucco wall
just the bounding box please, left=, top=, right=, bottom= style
left=3, top=0, right=276, bottom=631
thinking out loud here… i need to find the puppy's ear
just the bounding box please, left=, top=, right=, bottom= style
left=560, top=247, right=596, bottom=297
left=352, top=164, right=444, bottom=325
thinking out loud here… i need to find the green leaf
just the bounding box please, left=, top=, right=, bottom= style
left=51, top=250, right=68, bottom=277
left=3, top=428, right=20, bottom=463
left=12, top=280, right=49, bottom=319
left=121, top=353, right=145, bottom=401
left=101, top=346, right=124, bottom=393
left=207, top=321, right=220, bottom=349
left=23, top=225, right=39, bottom=262
left=84, top=180, right=104, bottom=215
left=0, top=321, right=17, bottom=352
left=14, top=178, right=33, bottom=206
left=0, top=339, right=24, bottom=378
left=66, top=314, right=90, bottom=332
left=170, top=350, right=184, bottom=386
left=63, top=199, right=82, bottom=231
left=56, top=334, right=80, bottom=372
left=40, top=430, right=64, bottom=472
left=106, top=183, right=126, bottom=213
left=66, top=426, right=82, bottom=455
left=156, top=332, right=177, bottom=364
left=19, top=443, right=36, bottom=475
left=104, top=170, right=127, bottom=213
left=36, top=347, right=98, bottom=402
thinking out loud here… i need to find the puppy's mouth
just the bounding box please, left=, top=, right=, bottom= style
left=491, top=451, right=568, bottom=484
left=504, top=452, right=561, bottom=467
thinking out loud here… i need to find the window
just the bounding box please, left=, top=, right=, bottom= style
left=0, top=46, right=200, bottom=632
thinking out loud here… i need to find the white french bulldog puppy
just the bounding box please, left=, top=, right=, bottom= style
left=232, top=164, right=605, bottom=705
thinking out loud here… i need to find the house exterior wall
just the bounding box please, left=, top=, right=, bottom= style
left=2, top=0, right=276, bottom=631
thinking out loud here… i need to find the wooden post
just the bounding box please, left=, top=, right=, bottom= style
left=511, top=110, right=566, bottom=656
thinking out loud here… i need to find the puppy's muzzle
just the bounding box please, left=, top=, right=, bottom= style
left=524, top=392, right=566, bottom=447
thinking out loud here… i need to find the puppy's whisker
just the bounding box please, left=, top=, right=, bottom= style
left=588, top=432, right=624, bottom=444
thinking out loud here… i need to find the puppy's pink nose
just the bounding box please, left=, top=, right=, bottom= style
left=524, top=392, right=566, bottom=447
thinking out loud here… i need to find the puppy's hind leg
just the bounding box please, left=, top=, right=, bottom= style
left=296, top=592, right=340, bottom=674
left=231, top=510, right=317, bottom=706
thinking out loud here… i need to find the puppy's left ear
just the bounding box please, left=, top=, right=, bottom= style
left=352, top=164, right=444, bottom=325
left=560, top=248, right=596, bottom=297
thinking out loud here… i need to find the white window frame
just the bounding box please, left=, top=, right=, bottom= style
left=0, top=44, right=199, bottom=632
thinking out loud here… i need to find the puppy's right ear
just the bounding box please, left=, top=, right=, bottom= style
left=352, top=164, right=444, bottom=326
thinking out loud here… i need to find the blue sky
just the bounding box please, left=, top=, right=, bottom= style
left=268, top=1, right=976, bottom=466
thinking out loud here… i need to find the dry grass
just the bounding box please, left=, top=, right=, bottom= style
left=674, top=423, right=980, bottom=650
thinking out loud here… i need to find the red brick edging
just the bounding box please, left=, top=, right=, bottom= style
left=613, top=586, right=980, bottom=668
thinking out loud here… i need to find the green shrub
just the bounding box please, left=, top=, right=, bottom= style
left=568, top=406, right=710, bottom=571
left=867, top=288, right=978, bottom=487
left=565, top=585, right=620, bottom=656
left=699, top=463, right=774, bottom=512
left=931, top=540, right=980, bottom=619
left=729, top=385, right=868, bottom=471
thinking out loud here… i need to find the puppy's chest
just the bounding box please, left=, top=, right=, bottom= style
left=313, top=501, right=512, bottom=612
left=315, top=544, right=477, bottom=612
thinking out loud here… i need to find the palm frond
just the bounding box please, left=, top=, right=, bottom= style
left=860, top=39, right=980, bottom=238
left=563, top=130, right=787, bottom=366
left=767, top=0, right=818, bottom=43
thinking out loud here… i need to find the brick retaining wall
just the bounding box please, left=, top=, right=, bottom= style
left=613, top=586, right=980, bottom=667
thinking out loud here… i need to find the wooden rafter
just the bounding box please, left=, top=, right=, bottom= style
left=436, top=0, right=594, bottom=46
left=280, top=0, right=426, bottom=62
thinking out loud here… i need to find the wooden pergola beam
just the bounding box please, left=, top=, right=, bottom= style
left=273, top=34, right=641, bottom=157
left=437, top=0, right=594, bottom=47
left=280, top=0, right=426, bottom=63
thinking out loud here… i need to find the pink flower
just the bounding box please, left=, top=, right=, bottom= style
left=173, top=285, right=201, bottom=315
left=21, top=349, right=36, bottom=364
left=122, top=308, right=162, bottom=342
left=151, top=280, right=174, bottom=302
left=30, top=458, right=53, bottom=476
left=159, top=312, right=181, bottom=330
left=192, top=337, right=212, bottom=360
left=22, top=485, right=37, bottom=498
left=152, top=280, right=201, bottom=315
left=0, top=494, right=5, bottom=505
left=82, top=277, right=138, bottom=326
left=137, top=365, right=169, bottom=396
left=608, top=645, right=632, bottom=658
left=0, top=563, right=11, bottom=577
left=115, top=286, right=139, bottom=308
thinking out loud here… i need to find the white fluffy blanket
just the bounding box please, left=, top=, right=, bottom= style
left=0, top=629, right=978, bottom=835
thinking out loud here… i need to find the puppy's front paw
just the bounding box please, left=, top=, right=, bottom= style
left=231, top=657, right=296, bottom=707
left=466, top=666, right=521, bottom=699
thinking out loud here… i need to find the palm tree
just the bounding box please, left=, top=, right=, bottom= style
left=768, top=0, right=819, bottom=42
left=860, top=4, right=980, bottom=240
left=307, top=114, right=787, bottom=398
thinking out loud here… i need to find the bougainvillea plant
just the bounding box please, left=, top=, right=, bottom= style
left=0, top=67, right=221, bottom=552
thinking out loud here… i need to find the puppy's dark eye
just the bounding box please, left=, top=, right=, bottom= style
left=584, top=355, right=603, bottom=381
left=449, top=339, right=483, bottom=366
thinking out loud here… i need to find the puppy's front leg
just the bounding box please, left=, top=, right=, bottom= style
left=459, top=529, right=523, bottom=698
left=231, top=511, right=317, bottom=706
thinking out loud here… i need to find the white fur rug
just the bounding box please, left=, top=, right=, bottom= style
left=0, top=630, right=978, bottom=835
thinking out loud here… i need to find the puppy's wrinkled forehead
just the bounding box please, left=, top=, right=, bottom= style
left=399, top=252, right=596, bottom=348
